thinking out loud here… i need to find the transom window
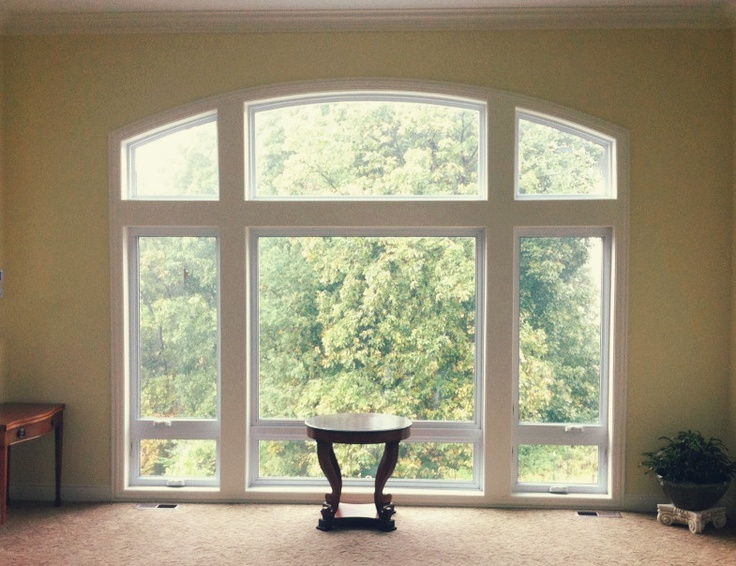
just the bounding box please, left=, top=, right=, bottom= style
left=110, top=80, right=627, bottom=506
left=248, top=95, right=485, bottom=200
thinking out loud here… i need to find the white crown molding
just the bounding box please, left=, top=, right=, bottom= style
left=1, top=6, right=733, bottom=36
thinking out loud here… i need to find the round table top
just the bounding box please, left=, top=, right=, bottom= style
left=305, top=412, right=412, bottom=444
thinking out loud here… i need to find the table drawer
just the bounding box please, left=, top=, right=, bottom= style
left=4, top=417, right=56, bottom=445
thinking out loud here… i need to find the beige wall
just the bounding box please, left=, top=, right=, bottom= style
left=1, top=29, right=733, bottom=505
left=0, top=37, right=5, bottom=400
left=732, top=28, right=736, bottom=462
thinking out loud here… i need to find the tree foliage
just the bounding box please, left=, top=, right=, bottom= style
left=518, top=237, right=602, bottom=424
left=254, top=101, right=479, bottom=197
left=518, top=117, right=606, bottom=196
left=138, top=236, right=218, bottom=420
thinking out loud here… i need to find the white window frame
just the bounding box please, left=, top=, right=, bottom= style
left=109, top=79, right=628, bottom=507
left=247, top=227, right=485, bottom=491
left=512, top=226, right=613, bottom=495
left=515, top=109, right=617, bottom=201
left=126, top=227, right=222, bottom=488
left=246, top=92, right=487, bottom=201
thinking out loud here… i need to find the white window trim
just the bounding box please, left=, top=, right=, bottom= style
left=515, top=109, right=617, bottom=201
left=247, top=227, right=485, bottom=492
left=246, top=92, right=488, bottom=202
left=511, top=226, right=613, bottom=495
left=109, top=79, right=628, bottom=508
left=125, top=227, right=222, bottom=488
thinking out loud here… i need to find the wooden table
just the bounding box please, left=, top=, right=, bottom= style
left=305, top=412, right=412, bottom=532
left=0, top=403, right=65, bottom=524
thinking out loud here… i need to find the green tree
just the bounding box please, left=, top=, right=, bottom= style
left=137, top=236, right=218, bottom=478
left=138, top=236, right=218, bottom=419
left=258, top=236, right=476, bottom=479
left=254, top=101, right=479, bottom=197
left=518, top=118, right=606, bottom=196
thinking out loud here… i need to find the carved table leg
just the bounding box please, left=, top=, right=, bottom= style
left=316, top=440, right=342, bottom=531
left=374, top=441, right=400, bottom=531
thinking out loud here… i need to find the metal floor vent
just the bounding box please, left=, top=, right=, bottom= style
left=577, top=510, right=622, bottom=518
left=136, top=503, right=180, bottom=510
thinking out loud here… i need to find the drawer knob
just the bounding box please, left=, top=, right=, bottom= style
left=16, top=428, right=26, bottom=439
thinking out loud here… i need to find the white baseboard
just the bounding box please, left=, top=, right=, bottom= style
left=9, top=485, right=114, bottom=503
left=10, top=484, right=736, bottom=515
left=621, top=494, right=663, bottom=513
left=623, top=492, right=736, bottom=515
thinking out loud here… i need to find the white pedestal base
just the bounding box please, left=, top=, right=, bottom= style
left=656, top=504, right=727, bottom=534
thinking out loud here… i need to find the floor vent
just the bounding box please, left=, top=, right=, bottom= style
left=136, top=503, right=180, bottom=510
left=577, top=510, right=622, bottom=518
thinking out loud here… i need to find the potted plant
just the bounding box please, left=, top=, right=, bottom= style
left=641, top=430, right=736, bottom=511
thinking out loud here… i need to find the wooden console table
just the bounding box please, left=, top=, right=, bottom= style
left=0, top=403, right=65, bottom=524
left=305, top=412, right=412, bottom=532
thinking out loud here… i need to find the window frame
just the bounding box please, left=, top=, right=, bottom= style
left=109, top=79, right=628, bottom=508
left=124, top=111, right=219, bottom=202
left=246, top=92, right=487, bottom=201
left=247, top=227, right=485, bottom=490
left=126, top=226, right=222, bottom=488
left=515, top=109, right=616, bottom=201
left=512, top=226, right=613, bottom=495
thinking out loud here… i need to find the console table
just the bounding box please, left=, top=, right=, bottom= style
left=305, top=412, right=412, bottom=532
left=0, top=403, right=65, bottom=524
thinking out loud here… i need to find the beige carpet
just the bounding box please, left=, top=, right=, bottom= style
left=1, top=502, right=735, bottom=565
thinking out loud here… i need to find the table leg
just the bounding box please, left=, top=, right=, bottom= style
left=374, top=441, right=400, bottom=528
left=54, top=422, right=63, bottom=507
left=316, top=440, right=342, bottom=530
left=0, top=446, right=8, bottom=525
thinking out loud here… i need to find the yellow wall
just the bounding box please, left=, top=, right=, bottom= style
left=1, top=29, right=733, bottom=505
left=0, top=37, right=6, bottom=400
left=732, top=28, right=736, bottom=463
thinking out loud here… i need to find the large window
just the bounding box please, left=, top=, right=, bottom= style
left=110, top=80, right=627, bottom=506
left=252, top=232, right=482, bottom=487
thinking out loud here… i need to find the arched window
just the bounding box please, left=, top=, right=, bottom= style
left=110, top=80, right=627, bottom=506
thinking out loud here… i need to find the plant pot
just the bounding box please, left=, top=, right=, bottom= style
left=658, top=477, right=730, bottom=511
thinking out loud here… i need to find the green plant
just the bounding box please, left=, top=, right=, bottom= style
left=641, top=430, right=736, bottom=484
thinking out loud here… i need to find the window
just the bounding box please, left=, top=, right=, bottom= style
left=252, top=232, right=482, bottom=487
left=126, top=113, right=218, bottom=201
left=127, top=231, right=220, bottom=487
left=110, top=80, right=627, bottom=505
left=249, top=96, right=484, bottom=199
left=514, top=230, right=611, bottom=494
left=516, top=110, right=614, bottom=199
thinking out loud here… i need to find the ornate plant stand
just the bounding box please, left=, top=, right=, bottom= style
left=657, top=504, right=727, bottom=534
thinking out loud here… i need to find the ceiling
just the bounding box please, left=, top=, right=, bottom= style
left=0, top=0, right=734, bottom=34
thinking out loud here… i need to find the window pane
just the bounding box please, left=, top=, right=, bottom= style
left=518, top=237, right=602, bottom=424
left=258, top=236, right=476, bottom=421
left=129, top=116, right=218, bottom=200
left=251, top=99, right=481, bottom=198
left=138, top=236, right=218, bottom=419
left=517, top=445, right=599, bottom=484
left=139, top=439, right=217, bottom=479
left=397, top=442, right=474, bottom=481
left=517, top=114, right=611, bottom=198
left=259, top=440, right=474, bottom=482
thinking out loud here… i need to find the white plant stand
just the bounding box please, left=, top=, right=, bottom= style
left=656, top=504, right=727, bottom=534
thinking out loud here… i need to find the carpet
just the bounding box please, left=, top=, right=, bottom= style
left=1, top=502, right=735, bottom=565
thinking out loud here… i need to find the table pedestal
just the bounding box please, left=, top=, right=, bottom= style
left=657, top=503, right=727, bottom=534
left=316, top=439, right=400, bottom=532
left=305, top=412, right=412, bottom=532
